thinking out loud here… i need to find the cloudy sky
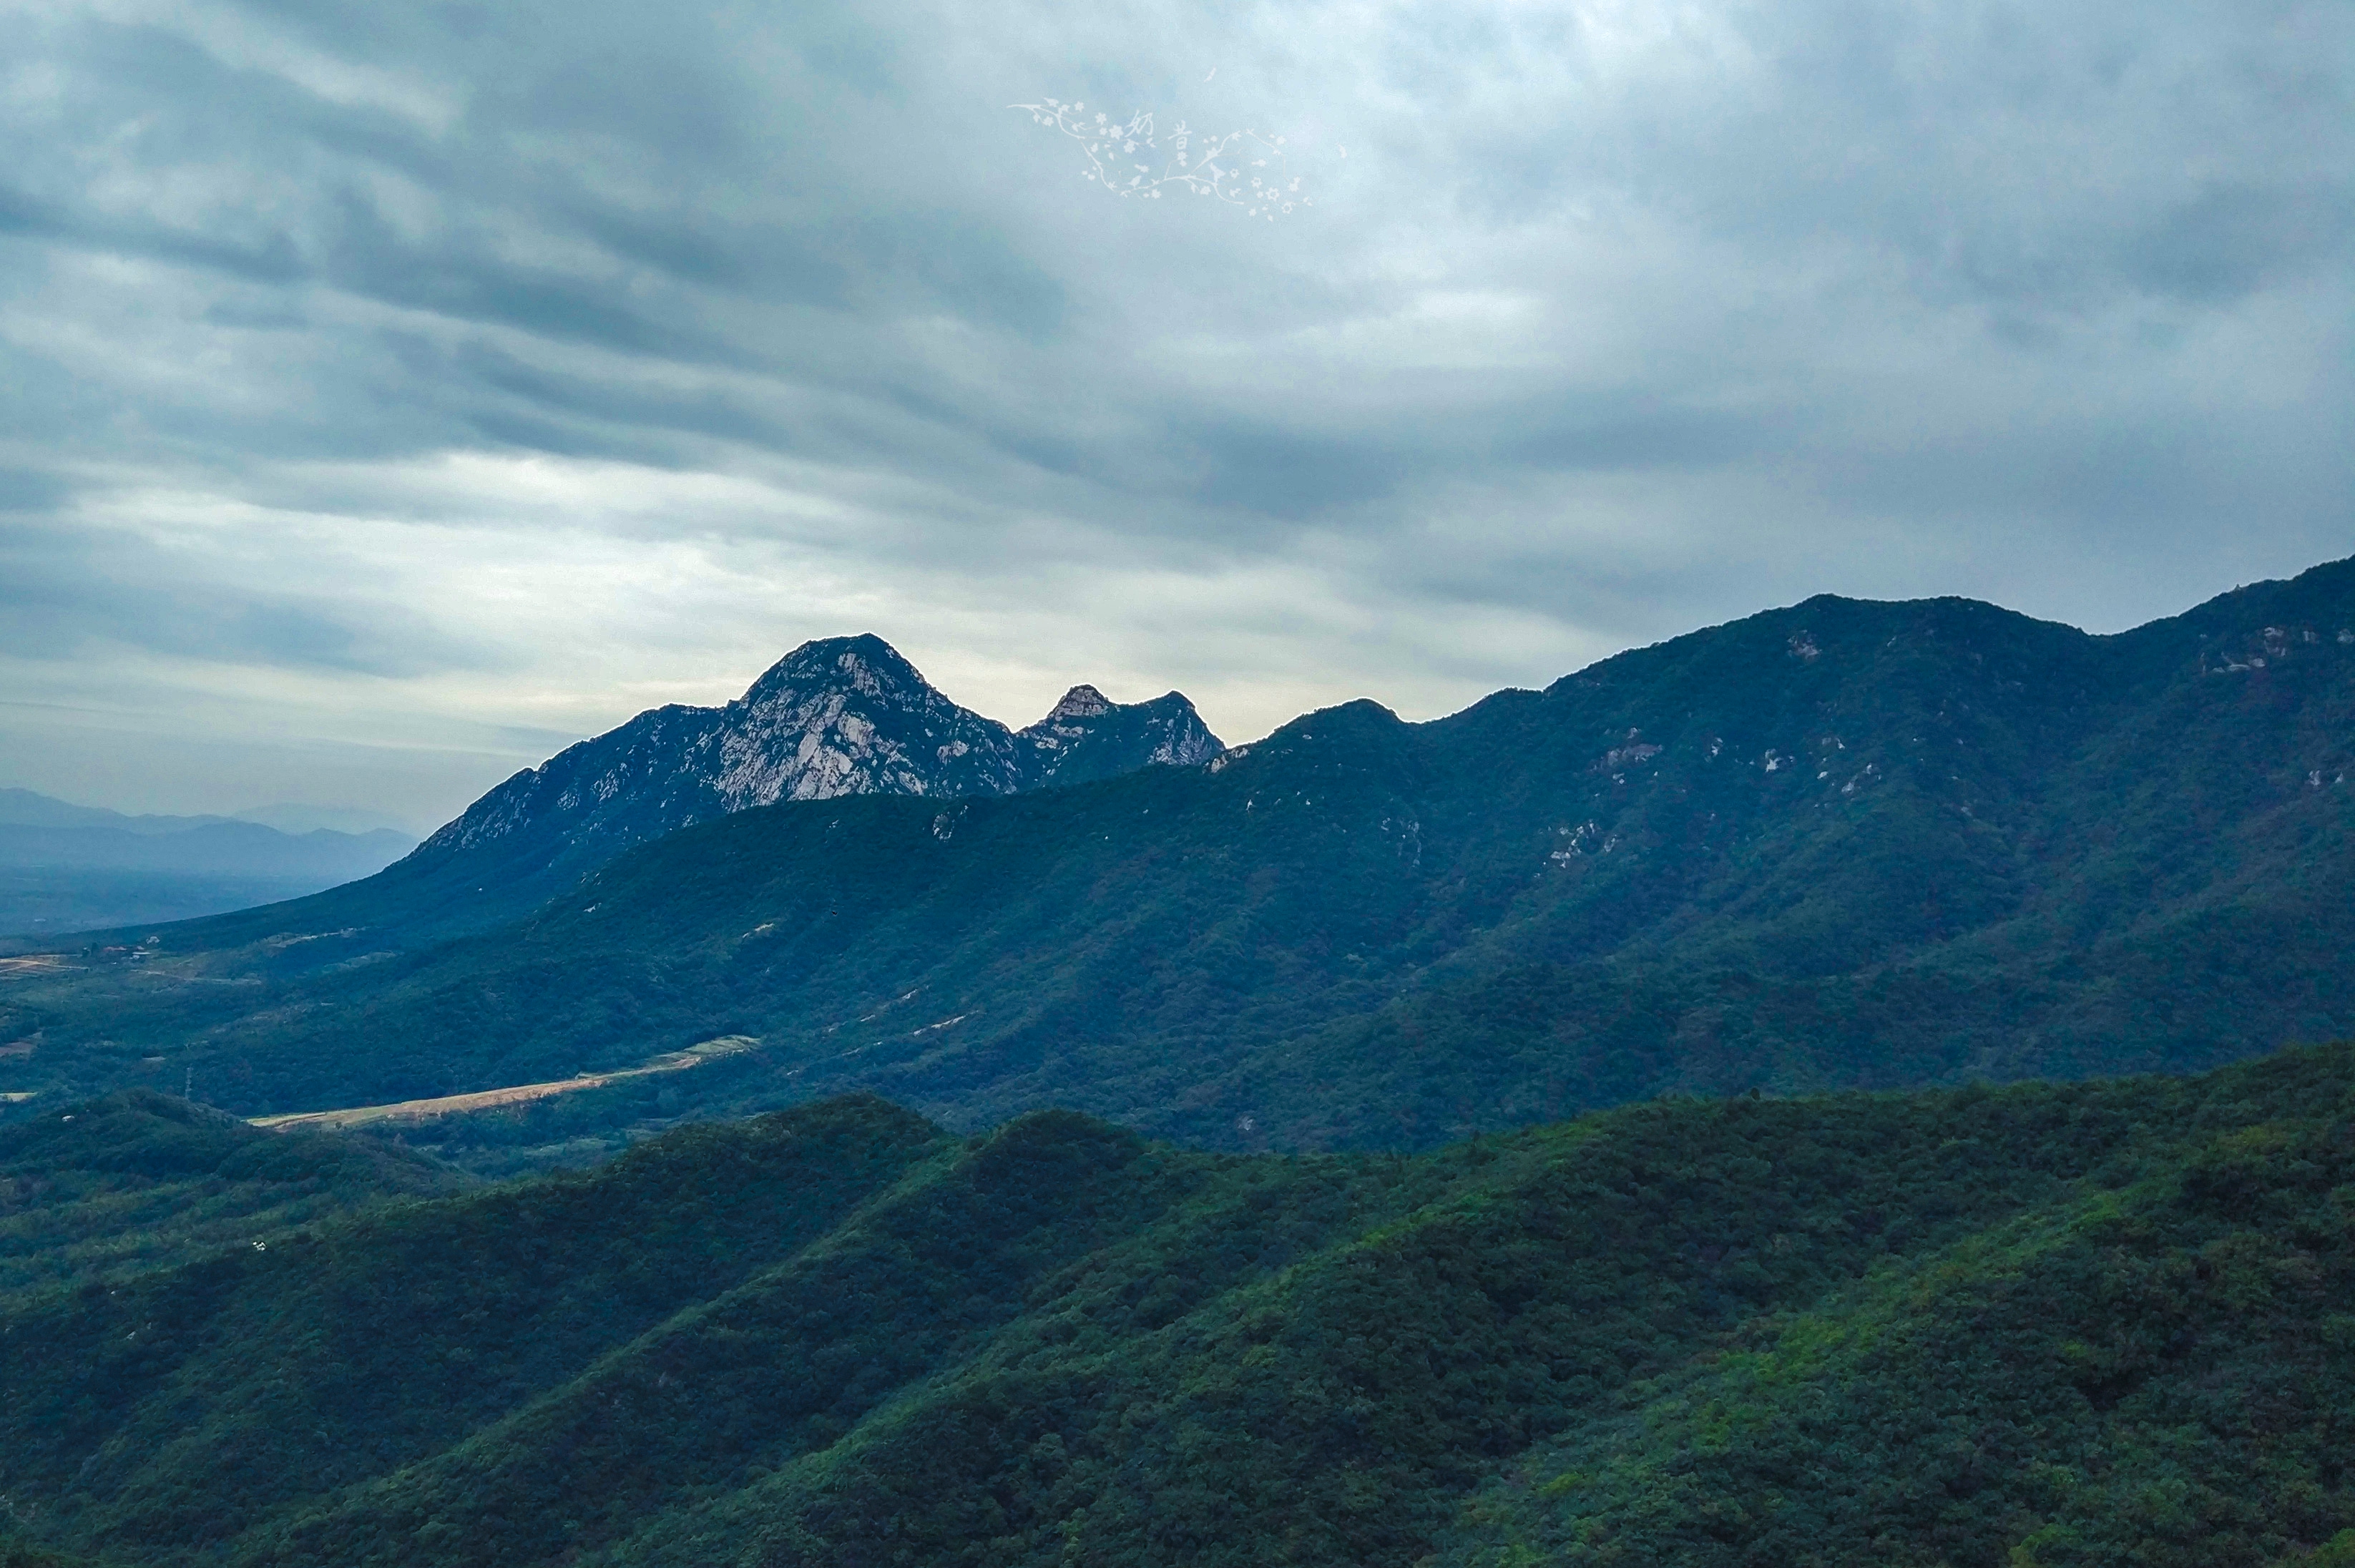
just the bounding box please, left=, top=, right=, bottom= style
left=3, top=0, right=2349, bottom=830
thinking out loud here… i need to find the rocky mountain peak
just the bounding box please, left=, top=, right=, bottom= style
left=744, top=634, right=932, bottom=705
left=406, top=636, right=1224, bottom=903
left=1019, top=685, right=1225, bottom=788
left=1040, top=685, right=1113, bottom=722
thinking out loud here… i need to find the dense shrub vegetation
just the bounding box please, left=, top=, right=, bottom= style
left=1, top=1044, right=2349, bottom=1566
left=0, top=1089, right=461, bottom=1300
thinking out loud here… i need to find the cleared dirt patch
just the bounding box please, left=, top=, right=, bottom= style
left=0, top=956, right=78, bottom=981
left=250, top=1037, right=758, bottom=1132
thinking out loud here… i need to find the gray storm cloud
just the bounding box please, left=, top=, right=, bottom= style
left=0, top=0, right=2348, bottom=822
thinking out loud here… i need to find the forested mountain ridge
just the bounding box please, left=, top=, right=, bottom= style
left=1, top=1044, right=2351, bottom=1567
left=0, top=559, right=2348, bottom=1149
left=0, top=1089, right=464, bottom=1301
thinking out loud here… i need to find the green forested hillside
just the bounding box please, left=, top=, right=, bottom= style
left=0, top=1090, right=463, bottom=1301
left=1, top=559, right=2351, bottom=1150
left=1, top=1045, right=2351, bottom=1567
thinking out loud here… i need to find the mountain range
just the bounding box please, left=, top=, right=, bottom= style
left=2, top=562, right=2354, bottom=1568
left=1, top=557, right=2349, bottom=1158
left=132, top=634, right=1221, bottom=944
left=0, top=792, right=416, bottom=939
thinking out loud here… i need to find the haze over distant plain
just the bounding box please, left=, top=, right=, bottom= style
left=1, top=0, right=2348, bottom=828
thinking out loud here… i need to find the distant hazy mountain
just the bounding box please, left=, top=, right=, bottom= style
left=0, top=789, right=416, bottom=936
left=0, top=789, right=238, bottom=836
left=12, top=559, right=2351, bottom=1147
left=232, top=803, right=421, bottom=837
left=0, top=790, right=418, bottom=844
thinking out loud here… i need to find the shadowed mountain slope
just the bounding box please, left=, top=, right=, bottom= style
left=1, top=1047, right=2350, bottom=1567
left=0, top=1089, right=464, bottom=1300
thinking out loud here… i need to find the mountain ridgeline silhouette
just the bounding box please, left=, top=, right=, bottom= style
left=0, top=790, right=418, bottom=939
left=106, top=636, right=1223, bottom=947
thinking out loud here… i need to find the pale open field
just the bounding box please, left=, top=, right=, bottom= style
left=248, top=1037, right=758, bottom=1131
left=0, top=956, right=79, bottom=980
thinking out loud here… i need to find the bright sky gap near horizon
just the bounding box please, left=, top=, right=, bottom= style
left=1, top=0, right=2348, bottom=832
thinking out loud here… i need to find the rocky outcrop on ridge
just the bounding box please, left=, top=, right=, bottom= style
left=407, top=635, right=1222, bottom=896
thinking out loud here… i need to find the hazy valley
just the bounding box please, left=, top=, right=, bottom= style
left=0, top=793, right=416, bottom=941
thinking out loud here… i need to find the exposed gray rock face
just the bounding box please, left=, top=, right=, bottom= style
left=1020, top=684, right=1225, bottom=788
left=408, top=636, right=1222, bottom=900
left=703, top=637, right=1032, bottom=808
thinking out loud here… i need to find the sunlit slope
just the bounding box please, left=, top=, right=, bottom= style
left=4, top=559, right=2351, bottom=1141
left=1, top=1046, right=2349, bottom=1567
